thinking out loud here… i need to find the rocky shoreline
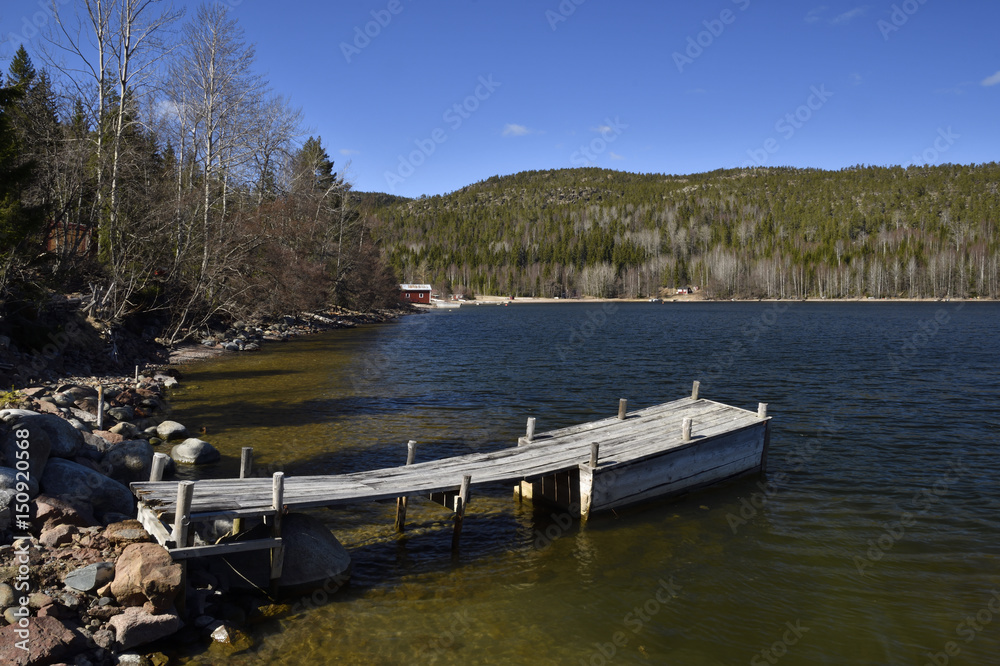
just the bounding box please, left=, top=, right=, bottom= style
left=0, top=307, right=402, bottom=664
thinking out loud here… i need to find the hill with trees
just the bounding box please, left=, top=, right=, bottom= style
left=368, top=164, right=1000, bottom=300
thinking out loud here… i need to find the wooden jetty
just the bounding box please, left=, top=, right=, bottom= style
left=130, top=383, right=771, bottom=587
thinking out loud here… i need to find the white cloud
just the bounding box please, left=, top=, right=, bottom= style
left=831, top=7, right=866, bottom=24
left=592, top=125, right=613, bottom=134
left=850, top=72, right=863, bottom=86
left=982, top=71, right=1000, bottom=87
left=805, top=6, right=828, bottom=23
left=610, top=152, right=624, bottom=161
left=340, top=148, right=360, bottom=156
left=502, top=123, right=531, bottom=137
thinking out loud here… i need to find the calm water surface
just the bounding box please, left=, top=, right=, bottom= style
left=168, top=302, right=1000, bottom=665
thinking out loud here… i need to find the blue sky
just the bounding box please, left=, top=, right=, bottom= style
left=2, top=0, right=998, bottom=198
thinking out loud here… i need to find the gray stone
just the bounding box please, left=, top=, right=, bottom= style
left=107, top=406, right=134, bottom=422
left=0, top=413, right=82, bottom=459
left=155, top=421, right=187, bottom=441
left=52, top=392, right=76, bottom=408
left=0, top=420, right=51, bottom=479
left=104, top=440, right=154, bottom=484
left=64, top=562, right=115, bottom=593
left=108, top=607, right=181, bottom=650
left=66, top=417, right=92, bottom=433
left=226, top=513, right=351, bottom=592
left=109, top=422, right=140, bottom=438
left=0, top=467, right=40, bottom=497
left=170, top=438, right=220, bottom=465
left=0, top=582, right=13, bottom=606
left=79, top=431, right=109, bottom=460
left=39, top=458, right=135, bottom=519
left=40, top=523, right=78, bottom=547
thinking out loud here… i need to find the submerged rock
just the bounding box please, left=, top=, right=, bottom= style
left=170, top=438, right=220, bottom=465
left=224, top=513, right=351, bottom=593
left=155, top=420, right=188, bottom=441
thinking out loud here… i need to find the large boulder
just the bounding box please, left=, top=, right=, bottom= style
left=170, top=438, right=220, bottom=465
left=104, top=440, right=154, bottom=484
left=0, top=616, right=87, bottom=666
left=32, top=494, right=98, bottom=532
left=224, top=513, right=352, bottom=593
left=0, top=466, right=40, bottom=497
left=108, top=607, right=181, bottom=650
left=110, top=543, right=183, bottom=613
left=0, top=420, right=51, bottom=480
left=0, top=413, right=81, bottom=459
left=155, top=421, right=188, bottom=441
left=39, top=458, right=134, bottom=520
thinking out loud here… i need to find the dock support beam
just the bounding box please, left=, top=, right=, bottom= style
left=525, top=418, right=536, bottom=442
left=452, top=475, right=471, bottom=551
left=759, top=403, right=771, bottom=473
left=618, top=399, right=628, bottom=420
left=682, top=417, right=692, bottom=442
left=590, top=442, right=600, bottom=468
left=96, top=385, right=105, bottom=430
left=691, top=381, right=700, bottom=400
left=395, top=440, right=417, bottom=532
left=233, top=447, right=253, bottom=534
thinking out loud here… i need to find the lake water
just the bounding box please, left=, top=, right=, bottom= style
left=167, top=302, right=1000, bottom=665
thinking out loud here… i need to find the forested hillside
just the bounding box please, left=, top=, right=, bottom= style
left=368, top=165, right=1000, bottom=300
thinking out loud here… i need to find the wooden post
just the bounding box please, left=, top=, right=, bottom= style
left=395, top=440, right=417, bottom=532
left=451, top=475, right=471, bottom=551
left=149, top=453, right=169, bottom=482
left=96, top=385, right=104, bottom=430
left=172, top=481, right=194, bottom=547
left=617, top=399, right=628, bottom=420
left=590, top=442, right=600, bottom=468
left=691, top=381, right=700, bottom=400
left=525, top=417, right=536, bottom=442
left=172, top=481, right=194, bottom=618
left=758, top=403, right=768, bottom=419
left=269, top=472, right=285, bottom=595
left=233, top=447, right=253, bottom=534
left=682, top=417, right=692, bottom=442
left=135, top=365, right=139, bottom=382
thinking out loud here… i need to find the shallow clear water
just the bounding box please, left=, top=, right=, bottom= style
left=168, top=302, right=1000, bottom=665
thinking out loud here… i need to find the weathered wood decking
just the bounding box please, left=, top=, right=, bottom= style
left=130, top=387, right=771, bottom=583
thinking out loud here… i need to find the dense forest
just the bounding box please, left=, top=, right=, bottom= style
left=367, top=165, right=1000, bottom=300
left=0, top=2, right=399, bottom=355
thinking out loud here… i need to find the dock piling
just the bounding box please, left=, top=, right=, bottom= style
left=269, top=472, right=285, bottom=595
left=618, top=399, right=628, bottom=420
left=149, top=453, right=169, bottom=482
left=452, top=475, right=472, bottom=550
left=525, top=417, right=536, bottom=442
left=682, top=417, right=692, bottom=442
left=395, top=440, right=418, bottom=532
left=590, top=442, right=600, bottom=468
left=758, top=403, right=768, bottom=419
left=691, top=381, right=700, bottom=400
left=96, top=385, right=105, bottom=430
left=172, top=481, right=194, bottom=617
left=233, top=447, right=254, bottom=534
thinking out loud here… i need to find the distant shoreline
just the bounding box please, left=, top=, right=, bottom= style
left=458, top=295, right=989, bottom=305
